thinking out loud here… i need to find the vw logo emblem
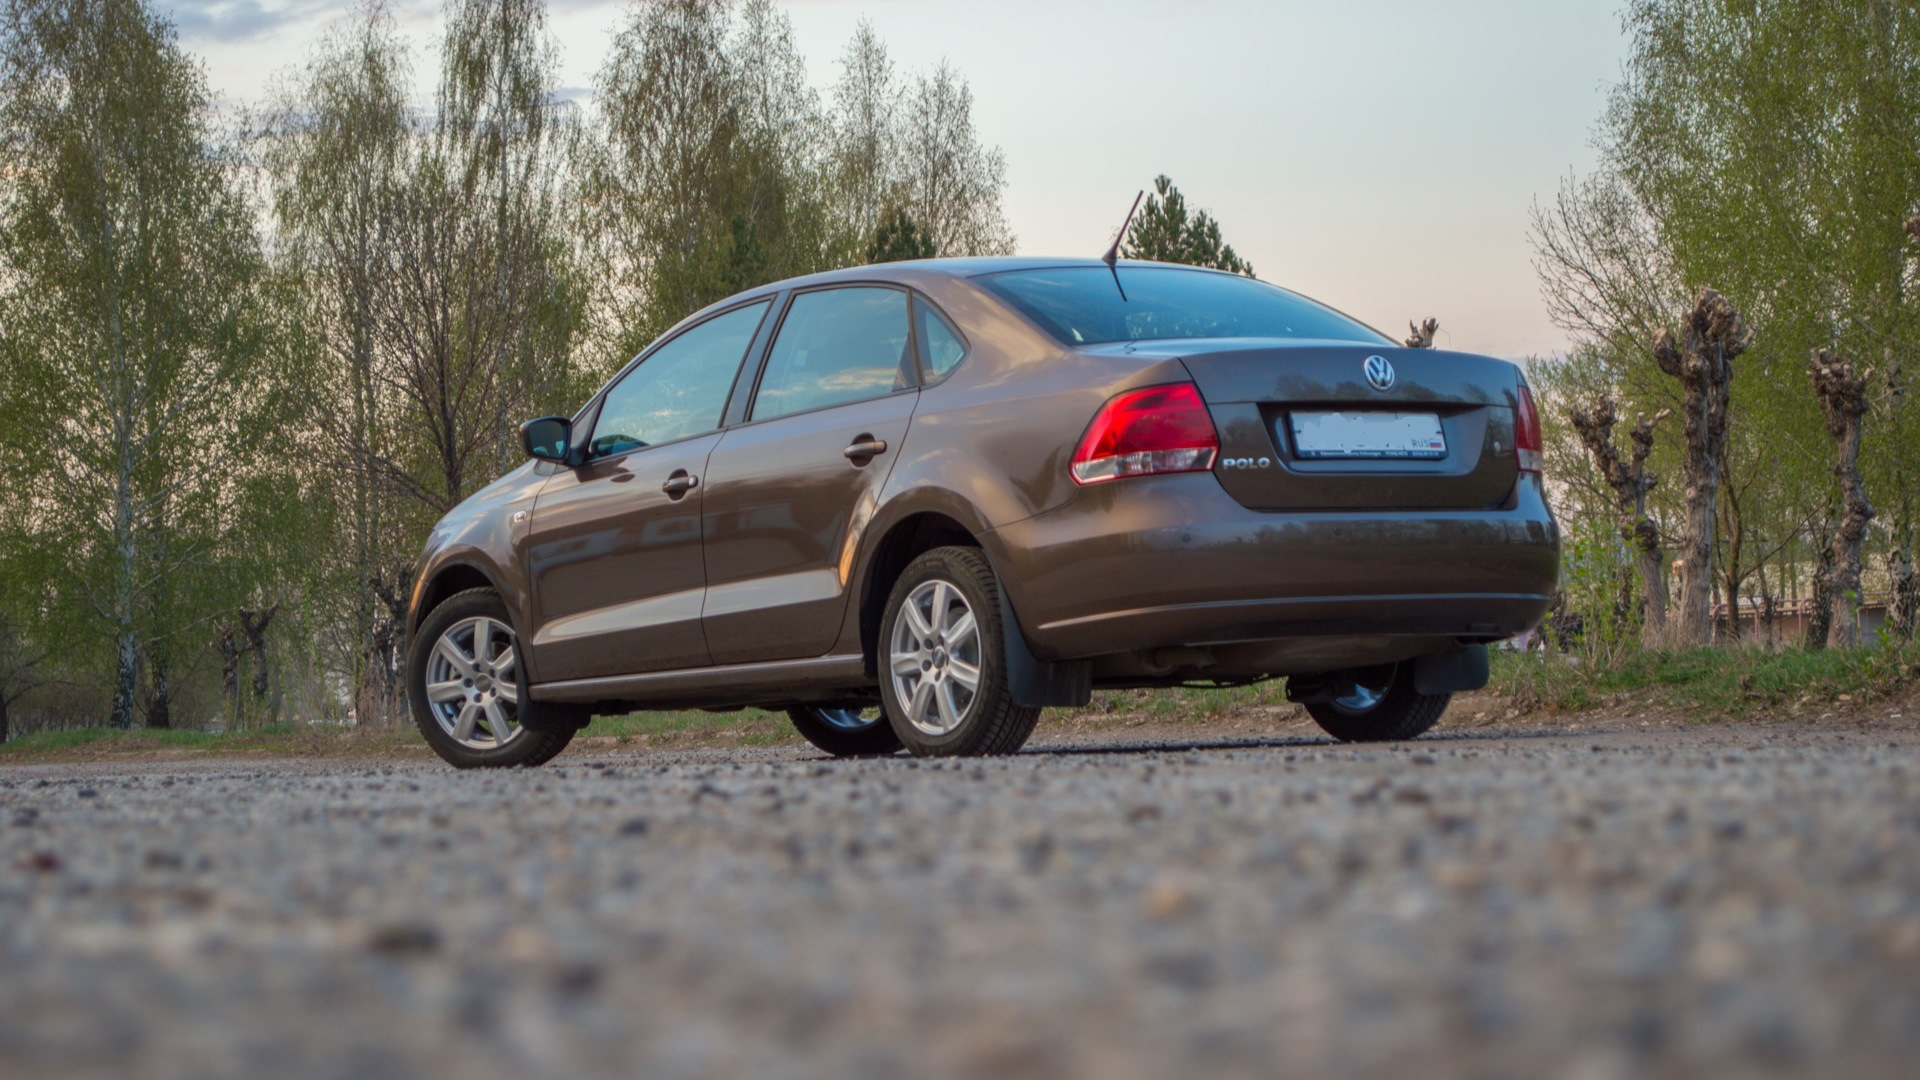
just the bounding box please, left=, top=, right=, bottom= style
left=1363, top=355, right=1395, bottom=392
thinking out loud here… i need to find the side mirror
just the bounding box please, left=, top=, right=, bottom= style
left=519, top=416, right=573, bottom=464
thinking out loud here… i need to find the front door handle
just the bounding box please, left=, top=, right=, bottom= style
left=843, top=436, right=889, bottom=465
left=661, top=470, right=699, bottom=497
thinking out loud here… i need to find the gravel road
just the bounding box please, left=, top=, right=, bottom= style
left=4, top=719, right=1919, bottom=1080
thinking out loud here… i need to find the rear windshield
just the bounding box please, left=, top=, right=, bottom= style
left=978, top=266, right=1390, bottom=347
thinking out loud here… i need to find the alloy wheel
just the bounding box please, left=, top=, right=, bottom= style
left=887, top=579, right=982, bottom=736
left=423, top=616, right=523, bottom=750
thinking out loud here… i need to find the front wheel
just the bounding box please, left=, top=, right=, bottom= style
left=879, top=547, right=1041, bottom=757
left=407, top=588, right=576, bottom=769
left=1303, top=662, right=1450, bottom=743
left=786, top=703, right=902, bottom=757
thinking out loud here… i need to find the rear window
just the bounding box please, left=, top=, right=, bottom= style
left=978, top=266, right=1390, bottom=347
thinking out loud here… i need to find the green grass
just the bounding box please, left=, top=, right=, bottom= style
left=1490, top=640, right=1920, bottom=717
left=586, top=707, right=795, bottom=746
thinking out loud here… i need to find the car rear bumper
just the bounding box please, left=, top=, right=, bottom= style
left=982, top=472, right=1559, bottom=662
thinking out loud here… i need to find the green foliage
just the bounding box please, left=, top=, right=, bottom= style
left=0, top=0, right=290, bottom=729
left=1123, top=175, right=1254, bottom=276
left=865, top=206, right=936, bottom=263
left=1492, top=639, right=1920, bottom=718
left=1532, top=0, right=1920, bottom=646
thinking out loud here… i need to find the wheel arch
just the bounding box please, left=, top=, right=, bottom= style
left=855, top=510, right=982, bottom=679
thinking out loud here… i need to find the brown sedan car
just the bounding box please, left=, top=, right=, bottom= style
left=405, top=258, right=1559, bottom=767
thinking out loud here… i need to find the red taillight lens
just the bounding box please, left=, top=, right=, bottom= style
left=1070, top=382, right=1220, bottom=485
left=1515, top=383, right=1543, bottom=474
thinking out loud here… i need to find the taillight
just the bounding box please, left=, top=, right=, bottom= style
left=1515, top=383, right=1543, bottom=474
left=1070, top=382, right=1220, bottom=485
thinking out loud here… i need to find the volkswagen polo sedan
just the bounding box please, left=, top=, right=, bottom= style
left=405, top=258, right=1559, bottom=767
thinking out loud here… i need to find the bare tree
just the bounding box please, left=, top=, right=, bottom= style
left=1530, top=171, right=1684, bottom=352
left=1404, top=318, right=1438, bottom=348
left=1808, top=348, right=1875, bottom=647
left=897, top=60, right=1012, bottom=257
left=1567, top=395, right=1671, bottom=643
left=1653, top=288, right=1753, bottom=645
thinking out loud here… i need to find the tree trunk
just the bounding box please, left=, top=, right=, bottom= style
left=146, top=655, right=171, bottom=730
left=0, top=693, right=9, bottom=745
left=240, top=607, right=277, bottom=701
left=1567, top=394, right=1671, bottom=644
left=1894, top=543, right=1918, bottom=640
left=1808, top=348, right=1874, bottom=648
left=1805, top=525, right=1835, bottom=651
left=1757, top=556, right=1777, bottom=650
left=1653, top=288, right=1752, bottom=646
left=216, top=624, right=243, bottom=727
left=1403, top=318, right=1438, bottom=348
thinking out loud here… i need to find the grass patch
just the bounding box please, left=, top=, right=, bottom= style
left=587, top=707, right=795, bottom=746
left=1491, top=640, right=1920, bottom=717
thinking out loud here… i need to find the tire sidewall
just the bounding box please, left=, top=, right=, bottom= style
left=877, top=548, right=1015, bottom=756
left=1304, top=662, right=1449, bottom=743
left=787, top=703, right=902, bottom=757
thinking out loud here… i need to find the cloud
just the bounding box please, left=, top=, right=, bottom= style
left=166, top=0, right=628, bottom=45
left=164, top=1, right=339, bottom=43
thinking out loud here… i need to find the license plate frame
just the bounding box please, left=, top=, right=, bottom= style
left=1287, top=410, right=1448, bottom=460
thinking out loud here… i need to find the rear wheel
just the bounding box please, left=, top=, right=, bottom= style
left=879, top=547, right=1041, bottom=757
left=408, top=589, right=576, bottom=769
left=1303, top=662, right=1449, bottom=743
left=786, top=703, right=902, bottom=757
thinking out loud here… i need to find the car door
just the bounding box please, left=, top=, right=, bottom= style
left=524, top=300, right=771, bottom=684
left=699, top=285, right=921, bottom=665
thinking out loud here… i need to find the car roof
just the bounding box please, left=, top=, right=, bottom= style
left=728, top=256, right=1245, bottom=299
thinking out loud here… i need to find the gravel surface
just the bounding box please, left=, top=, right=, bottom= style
left=4, top=720, right=1919, bottom=1079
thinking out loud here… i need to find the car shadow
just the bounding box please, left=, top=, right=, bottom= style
left=1017, top=726, right=1590, bottom=758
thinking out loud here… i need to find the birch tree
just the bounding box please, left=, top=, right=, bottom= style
left=0, top=0, right=275, bottom=727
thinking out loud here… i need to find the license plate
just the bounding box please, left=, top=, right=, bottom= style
left=1288, top=411, right=1447, bottom=460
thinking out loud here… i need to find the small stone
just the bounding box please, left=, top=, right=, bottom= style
left=367, top=923, right=441, bottom=957
left=1143, top=879, right=1196, bottom=921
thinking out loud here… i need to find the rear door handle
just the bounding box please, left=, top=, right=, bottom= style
left=661, top=470, right=699, bottom=497
left=843, top=436, right=889, bottom=464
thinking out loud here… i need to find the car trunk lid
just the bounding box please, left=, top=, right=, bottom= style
left=1147, top=340, right=1523, bottom=511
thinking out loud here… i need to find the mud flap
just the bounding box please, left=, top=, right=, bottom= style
left=998, top=587, right=1092, bottom=708
left=1413, top=644, right=1490, bottom=695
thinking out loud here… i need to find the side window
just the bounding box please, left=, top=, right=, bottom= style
left=751, top=287, right=912, bottom=422
left=589, top=301, right=769, bottom=459
left=916, top=298, right=968, bottom=382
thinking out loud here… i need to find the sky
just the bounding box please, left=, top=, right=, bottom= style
left=164, top=0, right=1631, bottom=360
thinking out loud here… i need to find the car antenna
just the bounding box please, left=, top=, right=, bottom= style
left=1101, top=189, right=1144, bottom=301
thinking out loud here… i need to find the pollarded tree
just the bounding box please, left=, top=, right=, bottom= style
left=1807, top=348, right=1874, bottom=648
left=1123, top=175, right=1254, bottom=276
left=1567, top=394, right=1672, bottom=643
left=0, top=0, right=277, bottom=728
left=1652, top=288, right=1752, bottom=645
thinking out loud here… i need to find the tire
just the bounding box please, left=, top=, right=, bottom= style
left=786, top=703, right=903, bottom=757
left=878, top=547, right=1041, bottom=757
left=1303, top=662, right=1450, bottom=743
left=407, top=588, right=576, bottom=769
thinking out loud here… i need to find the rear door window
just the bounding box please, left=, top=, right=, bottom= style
left=589, top=301, right=770, bottom=459
left=751, top=287, right=914, bottom=421
left=915, top=298, right=968, bottom=382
